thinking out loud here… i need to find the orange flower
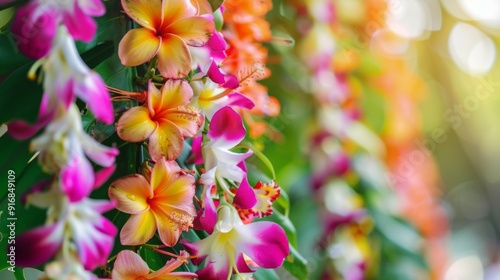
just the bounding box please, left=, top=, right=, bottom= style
left=118, top=0, right=214, bottom=78
left=117, top=80, right=203, bottom=161
left=108, top=157, right=196, bottom=246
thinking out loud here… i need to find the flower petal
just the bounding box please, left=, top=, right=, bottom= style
left=161, top=0, right=197, bottom=28
left=112, top=250, right=150, bottom=280
left=151, top=157, right=181, bottom=193
left=148, top=120, right=184, bottom=161
left=16, top=223, right=64, bottom=267
left=61, top=150, right=95, bottom=202
left=149, top=79, right=193, bottom=117
left=11, top=3, right=57, bottom=59
left=79, top=0, right=106, bottom=16
left=75, top=72, right=114, bottom=124
left=157, top=34, right=191, bottom=78
left=239, top=222, right=290, bottom=268
left=63, top=4, right=97, bottom=42
left=164, top=16, right=214, bottom=47
left=121, top=0, right=162, bottom=30
left=233, top=177, right=257, bottom=210
left=154, top=272, right=198, bottom=279
left=208, top=106, right=246, bottom=148
left=119, top=28, right=161, bottom=66
left=152, top=209, right=182, bottom=246
left=165, top=106, right=202, bottom=138
left=199, top=184, right=217, bottom=234
left=227, top=93, right=255, bottom=110
left=153, top=175, right=196, bottom=216
left=94, top=165, right=116, bottom=189
left=8, top=94, right=55, bottom=139
left=72, top=215, right=117, bottom=270
left=117, top=106, right=157, bottom=142
left=121, top=210, right=157, bottom=245
left=109, top=175, right=152, bottom=214
left=81, top=133, right=119, bottom=167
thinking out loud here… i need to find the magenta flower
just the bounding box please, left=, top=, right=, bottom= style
left=16, top=167, right=117, bottom=270
left=182, top=205, right=290, bottom=279
left=200, top=106, right=253, bottom=187
left=11, top=0, right=105, bottom=59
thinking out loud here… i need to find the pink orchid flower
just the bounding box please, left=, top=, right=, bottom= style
left=111, top=250, right=197, bottom=279
left=190, top=79, right=254, bottom=120
left=118, top=0, right=214, bottom=78
left=17, top=167, right=117, bottom=271
left=22, top=104, right=118, bottom=202
left=190, top=31, right=239, bottom=88
left=9, top=27, right=114, bottom=138
left=200, top=106, right=253, bottom=187
left=182, top=205, right=290, bottom=279
left=11, top=0, right=105, bottom=59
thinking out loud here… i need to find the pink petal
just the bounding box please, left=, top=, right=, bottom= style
left=233, top=177, right=257, bottom=210
left=81, top=133, right=119, bottom=167
left=93, top=165, right=116, bottom=189
left=196, top=262, right=230, bottom=279
left=8, top=94, right=55, bottom=139
left=239, top=222, right=290, bottom=268
left=63, top=4, right=97, bottom=42
left=208, top=106, right=246, bottom=148
left=16, top=223, right=64, bottom=267
left=226, top=93, right=255, bottom=110
left=207, top=60, right=225, bottom=84
left=11, top=3, right=57, bottom=59
left=76, top=72, right=114, bottom=124
left=112, top=250, right=150, bottom=279
left=236, top=254, right=255, bottom=273
left=78, top=0, right=106, bottom=16
left=61, top=151, right=95, bottom=202
left=180, top=239, right=205, bottom=266
left=198, top=184, right=217, bottom=234
left=222, top=74, right=239, bottom=89
left=74, top=216, right=117, bottom=270
left=207, top=31, right=226, bottom=52
left=190, top=136, right=204, bottom=165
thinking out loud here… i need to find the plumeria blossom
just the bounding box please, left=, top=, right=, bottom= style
left=112, top=250, right=197, bottom=279
left=182, top=205, right=290, bottom=279
left=16, top=167, right=117, bottom=271
left=9, top=27, right=114, bottom=138
left=18, top=104, right=118, bottom=202
left=117, top=80, right=202, bottom=161
left=118, top=0, right=215, bottom=78
left=190, top=78, right=254, bottom=120
left=11, top=0, right=105, bottom=59
left=108, top=157, right=196, bottom=246
left=200, top=106, right=253, bottom=187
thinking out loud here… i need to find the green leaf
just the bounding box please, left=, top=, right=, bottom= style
left=80, top=41, right=115, bottom=69
left=240, top=140, right=276, bottom=179
left=283, top=245, right=308, bottom=280
left=207, top=0, right=224, bottom=12
left=0, top=63, right=43, bottom=124
left=213, top=8, right=224, bottom=31
left=0, top=33, right=31, bottom=75
left=253, top=268, right=280, bottom=280
left=275, top=188, right=290, bottom=216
